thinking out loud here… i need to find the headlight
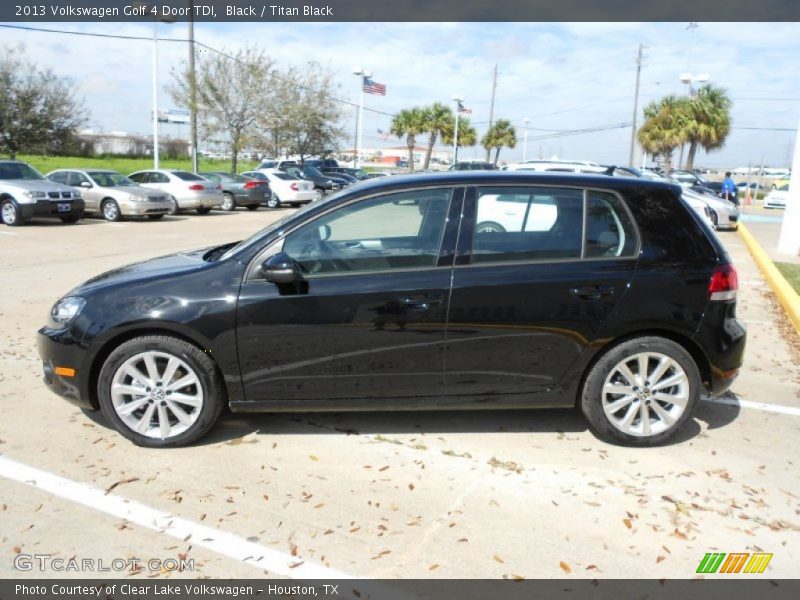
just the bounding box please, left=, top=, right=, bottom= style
left=48, top=296, right=86, bottom=328
left=23, top=190, right=47, bottom=199
left=129, top=194, right=147, bottom=202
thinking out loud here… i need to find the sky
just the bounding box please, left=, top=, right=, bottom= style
left=1, top=20, right=799, bottom=168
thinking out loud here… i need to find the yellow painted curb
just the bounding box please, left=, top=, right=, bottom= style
left=737, top=222, right=800, bottom=334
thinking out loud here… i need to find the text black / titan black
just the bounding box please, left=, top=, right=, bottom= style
left=38, top=172, right=746, bottom=447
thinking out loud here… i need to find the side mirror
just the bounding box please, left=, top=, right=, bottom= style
left=261, top=252, right=299, bottom=284
left=80, top=181, right=93, bottom=188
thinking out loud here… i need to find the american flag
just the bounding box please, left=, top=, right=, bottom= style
left=457, top=100, right=472, bottom=114
left=363, top=77, right=387, bottom=96
left=377, top=128, right=389, bottom=141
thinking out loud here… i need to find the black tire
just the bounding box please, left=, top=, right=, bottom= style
left=60, top=215, right=80, bottom=224
left=97, top=335, right=225, bottom=448
left=709, top=210, right=719, bottom=227
left=221, top=193, right=236, bottom=211
left=196, top=206, right=212, bottom=215
left=266, top=193, right=280, bottom=209
left=101, top=199, right=122, bottom=222
left=580, top=336, right=701, bottom=447
left=246, top=204, right=259, bottom=211
left=147, top=214, right=165, bottom=221
left=476, top=220, right=506, bottom=233
left=1, top=199, right=25, bottom=226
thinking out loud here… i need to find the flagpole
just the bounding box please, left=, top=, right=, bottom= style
left=353, top=67, right=370, bottom=168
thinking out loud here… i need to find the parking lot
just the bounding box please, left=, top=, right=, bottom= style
left=1, top=208, right=799, bottom=579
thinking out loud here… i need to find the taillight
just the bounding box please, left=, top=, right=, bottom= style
left=290, top=182, right=299, bottom=191
left=188, top=184, right=204, bottom=191
left=709, top=264, right=738, bottom=301
left=244, top=181, right=266, bottom=189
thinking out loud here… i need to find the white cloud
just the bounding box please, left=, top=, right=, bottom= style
left=1, top=20, right=798, bottom=167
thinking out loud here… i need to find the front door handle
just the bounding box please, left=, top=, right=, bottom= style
left=570, top=285, right=615, bottom=300
left=398, top=295, right=442, bottom=310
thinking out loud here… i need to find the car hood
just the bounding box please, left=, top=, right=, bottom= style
left=70, top=247, right=214, bottom=296
left=1, top=179, right=74, bottom=193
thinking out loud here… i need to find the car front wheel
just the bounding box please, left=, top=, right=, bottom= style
left=221, top=193, right=236, bottom=211
left=102, top=199, right=122, bottom=222
left=97, top=335, right=225, bottom=447
left=580, top=336, right=700, bottom=446
left=266, top=193, right=280, bottom=209
left=1, top=199, right=24, bottom=226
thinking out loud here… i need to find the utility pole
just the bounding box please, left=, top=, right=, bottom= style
left=485, top=64, right=497, bottom=162
left=628, top=44, right=643, bottom=167
left=189, top=0, right=199, bottom=173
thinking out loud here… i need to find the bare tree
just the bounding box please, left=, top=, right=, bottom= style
left=169, top=46, right=273, bottom=172
left=0, top=45, right=88, bottom=158
left=268, top=62, right=345, bottom=163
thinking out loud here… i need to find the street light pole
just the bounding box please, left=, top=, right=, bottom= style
left=522, top=117, right=529, bottom=162
left=452, top=96, right=463, bottom=167
left=151, top=23, right=160, bottom=169
left=778, top=117, right=800, bottom=256
left=188, top=0, right=198, bottom=173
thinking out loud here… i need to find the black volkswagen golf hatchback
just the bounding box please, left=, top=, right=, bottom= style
left=38, top=172, right=746, bottom=448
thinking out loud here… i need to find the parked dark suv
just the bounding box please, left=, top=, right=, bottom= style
left=38, top=172, right=745, bottom=448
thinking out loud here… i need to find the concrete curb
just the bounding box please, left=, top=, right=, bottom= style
left=737, top=222, right=800, bottom=334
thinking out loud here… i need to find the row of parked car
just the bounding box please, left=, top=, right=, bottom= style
left=0, top=158, right=377, bottom=226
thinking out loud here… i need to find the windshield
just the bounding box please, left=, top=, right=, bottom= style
left=303, top=166, right=324, bottom=177
left=0, top=162, right=45, bottom=180
left=87, top=171, right=135, bottom=186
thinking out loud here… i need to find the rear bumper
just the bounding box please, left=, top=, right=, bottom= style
left=178, top=194, right=223, bottom=209
left=237, top=188, right=270, bottom=205
left=695, top=300, right=747, bottom=396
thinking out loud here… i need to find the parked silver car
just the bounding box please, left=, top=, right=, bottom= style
left=127, top=169, right=223, bottom=214
left=0, top=160, right=84, bottom=226
left=681, top=186, right=739, bottom=231
left=47, top=169, right=172, bottom=221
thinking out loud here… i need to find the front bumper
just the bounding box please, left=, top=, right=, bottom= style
left=37, top=327, right=95, bottom=410
left=120, top=198, right=172, bottom=216
left=20, top=198, right=85, bottom=219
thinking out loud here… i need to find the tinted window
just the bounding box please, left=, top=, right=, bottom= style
left=68, top=172, right=90, bottom=186
left=0, top=162, right=45, bottom=180
left=472, top=187, right=583, bottom=263
left=172, top=171, right=204, bottom=181
left=243, top=172, right=267, bottom=181
left=283, top=188, right=453, bottom=275
left=128, top=172, right=147, bottom=183
left=585, top=191, right=638, bottom=258
left=48, top=171, right=68, bottom=184
left=150, top=173, right=169, bottom=184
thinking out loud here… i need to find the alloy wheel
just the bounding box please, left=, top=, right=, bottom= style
left=601, top=352, right=689, bottom=437
left=2, top=201, right=18, bottom=225
left=103, top=201, right=119, bottom=221
left=222, top=194, right=235, bottom=211
left=110, top=351, right=204, bottom=440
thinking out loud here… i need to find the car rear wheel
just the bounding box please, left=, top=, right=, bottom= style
left=1, top=199, right=24, bottom=226
left=196, top=206, right=211, bottom=215
left=221, top=193, right=236, bottom=211
left=101, top=199, right=122, bottom=222
left=97, top=335, right=225, bottom=448
left=266, top=193, right=280, bottom=209
left=59, top=215, right=80, bottom=224
left=580, top=336, right=700, bottom=446
left=476, top=221, right=506, bottom=233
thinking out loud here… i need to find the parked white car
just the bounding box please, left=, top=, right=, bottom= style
left=681, top=186, right=739, bottom=231
left=240, top=169, right=318, bottom=208
left=127, top=169, right=222, bottom=214
left=504, top=159, right=606, bottom=174
left=764, top=185, right=789, bottom=209
left=683, top=194, right=716, bottom=229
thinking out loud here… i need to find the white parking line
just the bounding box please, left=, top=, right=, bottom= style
left=702, top=396, right=800, bottom=417
left=0, top=455, right=358, bottom=580
left=0, top=231, right=19, bottom=236
left=106, top=223, right=127, bottom=228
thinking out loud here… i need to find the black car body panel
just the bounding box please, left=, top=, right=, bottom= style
left=38, top=172, right=745, bottom=419
left=199, top=172, right=270, bottom=206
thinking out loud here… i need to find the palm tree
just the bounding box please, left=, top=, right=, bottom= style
left=682, top=84, right=732, bottom=171
left=481, top=119, right=517, bottom=166
left=390, top=107, right=427, bottom=172
left=441, top=117, right=478, bottom=158
left=420, top=103, right=454, bottom=170
left=637, top=95, right=689, bottom=173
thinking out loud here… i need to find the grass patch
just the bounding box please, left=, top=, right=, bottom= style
left=776, top=262, right=800, bottom=295
left=15, top=154, right=260, bottom=176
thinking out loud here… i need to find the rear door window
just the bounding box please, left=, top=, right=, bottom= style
left=472, top=187, right=584, bottom=263
left=585, top=191, right=638, bottom=258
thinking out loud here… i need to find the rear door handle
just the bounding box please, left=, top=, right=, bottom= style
left=570, top=285, right=615, bottom=300
left=399, top=295, right=442, bottom=310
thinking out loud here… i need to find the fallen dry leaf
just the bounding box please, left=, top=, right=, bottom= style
left=623, top=518, right=633, bottom=530
left=429, top=564, right=439, bottom=571
left=560, top=561, right=571, bottom=573
left=493, top=554, right=505, bottom=564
